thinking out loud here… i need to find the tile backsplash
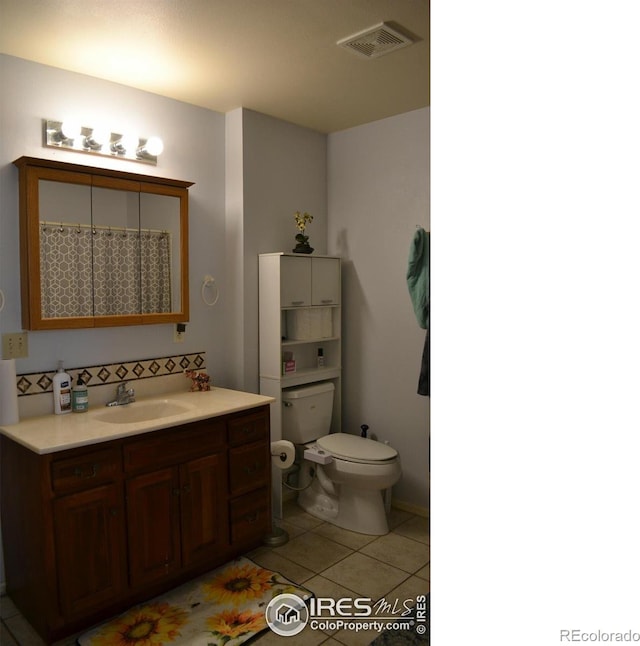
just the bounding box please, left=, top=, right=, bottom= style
left=16, top=352, right=206, bottom=397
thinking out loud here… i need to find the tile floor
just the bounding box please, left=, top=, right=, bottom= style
left=1, top=501, right=429, bottom=646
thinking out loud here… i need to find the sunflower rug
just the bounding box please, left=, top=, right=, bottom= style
left=77, top=557, right=313, bottom=646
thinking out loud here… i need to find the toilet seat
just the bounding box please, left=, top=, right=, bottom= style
left=316, top=433, right=398, bottom=465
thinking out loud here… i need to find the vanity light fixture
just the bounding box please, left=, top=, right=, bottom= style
left=82, top=126, right=109, bottom=151
left=50, top=119, right=82, bottom=144
left=44, top=119, right=164, bottom=165
left=110, top=132, right=140, bottom=156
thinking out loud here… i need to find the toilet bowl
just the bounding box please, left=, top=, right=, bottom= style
left=282, top=382, right=402, bottom=535
left=299, top=433, right=401, bottom=535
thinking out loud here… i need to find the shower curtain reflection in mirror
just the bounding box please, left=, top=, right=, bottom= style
left=39, top=222, right=171, bottom=318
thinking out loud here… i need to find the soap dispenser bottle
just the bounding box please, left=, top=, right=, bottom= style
left=72, top=377, right=89, bottom=413
left=53, top=361, right=72, bottom=415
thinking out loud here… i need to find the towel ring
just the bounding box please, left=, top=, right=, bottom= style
left=201, top=275, right=220, bottom=307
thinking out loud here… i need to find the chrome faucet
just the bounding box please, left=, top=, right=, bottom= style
left=106, top=381, right=136, bottom=407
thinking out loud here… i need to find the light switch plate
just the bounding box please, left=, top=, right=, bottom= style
left=2, top=332, right=29, bottom=359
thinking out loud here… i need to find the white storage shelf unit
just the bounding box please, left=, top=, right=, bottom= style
left=259, top=253, right=342, bottom=441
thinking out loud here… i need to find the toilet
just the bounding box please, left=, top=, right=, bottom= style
left=281, top=381, right=401, bottom=535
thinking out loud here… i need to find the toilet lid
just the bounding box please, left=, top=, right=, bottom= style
left=317, top=433, right=398, bottom=463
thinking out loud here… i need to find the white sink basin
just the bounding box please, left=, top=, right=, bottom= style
left=95, top=399, right=194, bottom=424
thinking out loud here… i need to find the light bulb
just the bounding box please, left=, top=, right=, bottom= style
left=60, top=119, right=81, bottom=141
left=144, top=136, right=164, bottom=157
left=90, top=126, right=109, bottom=146
left=111, top=132, right=139, bottom=155
left=137, top=135, right=164, bottom=159
left=84, top=126, right=109, bottom=150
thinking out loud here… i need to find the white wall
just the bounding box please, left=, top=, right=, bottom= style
left=327, top=107, right=430, bottom=511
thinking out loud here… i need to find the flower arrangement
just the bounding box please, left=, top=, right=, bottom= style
left=293, top=211, right=314, bottom=253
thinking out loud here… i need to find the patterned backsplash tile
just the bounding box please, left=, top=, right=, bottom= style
left=16, top=352, right=206, bottom=397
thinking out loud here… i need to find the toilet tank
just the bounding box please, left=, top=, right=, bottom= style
left=282, top=381, right=335, bottom=443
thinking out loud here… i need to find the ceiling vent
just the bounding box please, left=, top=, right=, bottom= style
left=337, top=22, right=414, bottom=59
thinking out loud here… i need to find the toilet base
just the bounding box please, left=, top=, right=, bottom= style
left=333, top=486, right=390, bottom=535
left=298, top=480, right=338, bottom=522
left=298, top=479, right=390, bottom=536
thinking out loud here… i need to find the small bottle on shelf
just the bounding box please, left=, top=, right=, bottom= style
left=72, top=377, right=89, bottom=413
left=283, top=351, right=296, bottom=375
left=317, top=347, right=325, bottom=368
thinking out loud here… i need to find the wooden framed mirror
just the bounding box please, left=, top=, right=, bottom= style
left=14, top=157, right=193, bottom=329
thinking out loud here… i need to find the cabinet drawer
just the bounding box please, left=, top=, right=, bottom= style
left=228, top=410, right=268, bottom=447
left=230, top=489, right=270, bottom=545
left=51, top=448, right=121, bottom=493
left=124, top=420, right=225, bottom=472
left=229, top=443, right=269, bottom=495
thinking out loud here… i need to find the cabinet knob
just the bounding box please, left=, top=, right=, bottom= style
left=245, top=512, right=259, bottom=523
left=320, top=299, right=333, bottom=304
left=291, top=300, right=304, bottom=306
left=244, top=463, right=261, bottom=475
left=172, top=488, right=181, bottom=496
left=183, top=485, right=192, bottom=494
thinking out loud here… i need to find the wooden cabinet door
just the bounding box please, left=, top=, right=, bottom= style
left=280, top=256, right=311, bottom=306
left=180, top=452, right=228, bottom=567
left=54, top=484, right=127, bottom=619
left=126, top=467, right=181, bottom=589
left=312, top=257, right=340, bottom=305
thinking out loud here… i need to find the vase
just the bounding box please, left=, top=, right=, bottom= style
left=292, top=242, right=314, bottom=254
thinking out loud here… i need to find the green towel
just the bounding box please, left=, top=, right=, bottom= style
left=407, top=228, right=429, bottom=330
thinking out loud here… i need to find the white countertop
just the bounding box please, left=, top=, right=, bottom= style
left=0, top=388, right=274, bottom=455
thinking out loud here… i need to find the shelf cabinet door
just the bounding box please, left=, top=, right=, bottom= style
left=180, top=452, right=228, bottom=567
left=54, top=484, right=127, bottom=619
left=312, top=257, right=340, bottom=305
left=126, top=467, right=181, bottom=589
left=280, top=256, right=312, bottom=306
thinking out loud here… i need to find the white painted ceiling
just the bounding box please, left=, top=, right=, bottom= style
left=0, top=0, right=429, bottom=133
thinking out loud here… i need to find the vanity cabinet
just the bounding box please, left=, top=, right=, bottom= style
left=0, top=405, right=270, bottom=644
